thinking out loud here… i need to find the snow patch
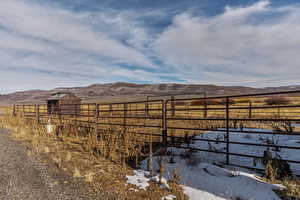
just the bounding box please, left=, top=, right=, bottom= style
left=126, top=170, right=150, bottom=190
left=161, top=194, right=176, bottom=200
left=150, top=175, right=170, bottom=189
left=126, top=170, right=170, bottom=191
left=183, top=186, right=226, bottom=200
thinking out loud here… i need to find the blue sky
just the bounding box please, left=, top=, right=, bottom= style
left=0, top=0, right=300, bottom=93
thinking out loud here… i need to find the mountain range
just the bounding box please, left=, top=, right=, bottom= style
left=0, top=82, right=299, bottom=105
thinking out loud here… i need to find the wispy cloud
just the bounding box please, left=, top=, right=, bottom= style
left=0, top=0, right=156, bottom=67
left=0, top=0, right=163, bottom=92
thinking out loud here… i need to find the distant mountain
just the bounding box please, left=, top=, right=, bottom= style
left=0, top=82, right=300, bottom=105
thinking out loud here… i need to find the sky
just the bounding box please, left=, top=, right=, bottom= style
left=0, top=0, right=300, bottom=93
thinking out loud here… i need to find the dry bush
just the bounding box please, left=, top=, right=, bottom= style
left=280, top=179, right=300, bottom=199
left=168, top=169, right=189, bottom=200
left=265, top=96, right=290, bottom=105
left=190, top=99, right=222, bottom=106
left=175, top=101, right=186, bottom=106
left=268, top=121, right=294, bottom=133
left=262, top=150, right=292, bottom=181
left=235, top=99, right=251, bottom=104
left=260, top=150, right=300, bottom=200
left=220, top=98, right=235, bottom=105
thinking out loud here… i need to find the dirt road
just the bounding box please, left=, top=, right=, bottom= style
left=0, top=128, right=118, bottom=200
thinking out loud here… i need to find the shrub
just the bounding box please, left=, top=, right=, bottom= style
left=190, top=99, right=222, bottom=106
left=265, top=97, right=290, bottom=105
left=220, top=98, right=235, bottom=105
left=175, top=101, right=186, bottom=106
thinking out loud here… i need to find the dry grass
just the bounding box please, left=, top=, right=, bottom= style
left=280, top=179, right=300, bottom=199
left=270, top=178, right=300, bottom=200
left=261, top=156, right=300, bottom=200
left=0, top=115, right=187, bottom=200
left=73, top=166, right=81, bottom=178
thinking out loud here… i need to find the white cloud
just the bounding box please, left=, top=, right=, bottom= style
left=154, top=0, right=300, bottom=86
left=85, top=11, right=153, bottom=50
left=222, top=0, right=270, bottom=20
left=0, top=0, right=155, bottom=69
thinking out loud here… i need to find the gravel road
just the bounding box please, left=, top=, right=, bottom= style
left=0, top=128, right=118, bottom=200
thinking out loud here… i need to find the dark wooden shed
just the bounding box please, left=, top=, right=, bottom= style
left=47, top=92, right=81, bottom=115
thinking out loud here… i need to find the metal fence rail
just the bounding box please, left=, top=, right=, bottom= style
left=11, top=90, right=300, bottom=175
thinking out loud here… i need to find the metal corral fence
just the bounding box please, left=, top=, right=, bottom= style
left=11, top=90, right=300, bottom=175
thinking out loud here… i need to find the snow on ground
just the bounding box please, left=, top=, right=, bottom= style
left=137, top=128, right=298, bottom=200
left=126, top=170, right=150, bottom=190
left=140, top=160, right=284, bottom=200
left=189, top=128, right=300, bottom=174
left=126, top=170, right=169, bottom=190
left=161, top=194, right=176, bottom=200
left=183, top=186, right=226, bottom=200
left=292, top=123, right=300, bottom=128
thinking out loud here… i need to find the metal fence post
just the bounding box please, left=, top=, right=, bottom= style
left=87, top=104, right=90, bottom=122
left=203, top=98, right=208, bottom=118
left=146, top=96, right=149, bottom=117
left=36, top=104, right=40, bottom=124
left=123, top=103, right=127, bottom=135
left=226, top=97, right=230, bottom=165
left=162, top=100, right=167, bottom=144
left=22, top=105, right=25, bottom=118
left=74, top=104, right=78, bottom=137
left=58, top=103, right=62, bottom=136
left=13, top=104, right=16, bottom=117
left=203, top=91, right=208, bottom=118
left=95, top=103, right=99, bottom=135
left=171, top=96, right=175, bottom=117
left=249, top=102, right=252, bottom=119
left=109, top=104, right=113, bottom=117
left=123, top=103, right=128, bottom=166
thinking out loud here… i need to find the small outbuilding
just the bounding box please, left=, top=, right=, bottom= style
left=47, top=92, right=81, bottom=115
